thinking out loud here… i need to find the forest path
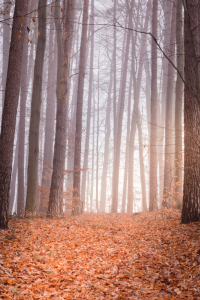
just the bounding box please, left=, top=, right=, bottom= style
left=0, top=210, right=199, bottom=299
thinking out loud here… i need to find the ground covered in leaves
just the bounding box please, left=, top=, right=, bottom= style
left=0, top=210, right=200, bottom=299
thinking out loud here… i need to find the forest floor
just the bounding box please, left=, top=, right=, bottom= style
left=0, top=210, right=200, bottom=300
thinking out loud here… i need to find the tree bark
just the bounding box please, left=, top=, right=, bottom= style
left=25, top=0, right=47, bottom=214
left=81, top=0, right=94, bottom=209
left=40, top=13, right=56, bottom=214
left=17, top=1, right=35, bottom=216
left=181, top=0, right=200, bottom=223
left=149, top=0, right=158, bottom=212
left=72, top=0, right=89, bottom=216
left=0, top=0, right=27, bottom=228
left=1, top=1, right=12, bottom=114
left=47, top=0, right=77, bottom=217
left=174, top=0, right=183, bottom=209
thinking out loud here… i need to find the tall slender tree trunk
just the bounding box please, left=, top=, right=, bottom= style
left=149, top=0, right=158, bottom=212
left=163, top=1, right=176, bottom=208
left=137, top=113, right=147, bottom=211
left=181, top=0, right=200, bottom=224
left=40, top=15, right=56, bottom=213
left=0, top=0, right=27, bottom=228
left=47, top=0, right=77, bottom=217
left=81, top=0, right=94, bottom=209
left=25, top=0, right=47, bottom=214
left=127, top=0, right=150, bottom=212
left=1, top=1, right=12, bottom=114
left=174, top=0, right=183, bottom=209
left=111, top=0, right=134, bottom=213
left=158, top=1, right=172, bottom=203
left=99, top=63, right=113, bottom=213
left=9, top=135, right=19, bottom=215
left=54, top=0, right=62, bottom=103
left=122, top=67, right=132, bottom=213
left=17, top=1, right=35, bottom=216
left=72, top=0, right=89, bottom=216
left=90, top=90, right=95, bottom=213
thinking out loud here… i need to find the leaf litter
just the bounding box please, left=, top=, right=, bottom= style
left=0, top=209, right=200, bottom=299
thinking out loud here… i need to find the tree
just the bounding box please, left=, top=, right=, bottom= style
left=25, top=0, right=47, bottom=214
left=81, top=0, right=94, bottom=210
left=1, top=0, right=12, bottom=114
left=149, top=0, right=158, bottom=212
left=72, top=0, right=89, bottom=216
left=181, top=0, right=200, bottom=223
left=111, top=0, right=134, bottom=213
left=40, top=13, right=56, bottom=213
left=0, top=0, right=27, bottom=228
left=163, top=1, right=176, bottom=208
left=174, top=0, right=184, bottom=209
left=18, top=0, right=35, bottom=216
left=47, top=0, right=77, bottom=217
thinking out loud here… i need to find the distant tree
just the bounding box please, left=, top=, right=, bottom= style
left=163, top=1, right=176, bottom=208
left=181, top=0, right=200, bottom=223
left=0, top=0, right=27, bottom=228
left=111, top=0, right=134, bottom=213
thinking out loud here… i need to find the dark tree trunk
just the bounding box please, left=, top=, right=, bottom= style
left=25, top=0, right=47, bottom=214
left=9, top=135, right=19, bottom=215
left=40, top=14, right=56, bottom=214
left=149, top=0, right=158, bottom=212
left=1, top=1, right=12, bottom=114
left=47, top=0, right=77, bottom=217
left=174, top=0, right=183, bottom=209
left=72, top=0, right=89, bottom=216
left=17, top=1, right=35, bottom=217
left=181, top=0, right=200, bottom=224
left=0, top=0, right=27, bottom=228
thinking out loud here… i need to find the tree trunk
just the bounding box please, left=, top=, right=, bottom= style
left=122, top=66, right=132, bottom=213
left=0, top=0, right=27, bottom=228
left=158, top=1, right=172, bottom=203
left=174, top=0, right=183, bottom=209
left=81, top=0, right=94, bottom=209
left=72, top=0, right=89, bottom=216
left=111, top=0, right=134, bottom=213
left=163, top=1, right=176, bottom=208
left=47, top=0, right=77, bottom=217
left=25, top=0, right=47, bottom=214
left=127, top=0, right=151, bottom=212
left=137, top=112, right=147, bottom=211
left=1, top=1, right=12, bottom=114
left=149, top=0, right=158, bottom=212
left=181, top=0, right=200, bottom=224
left=17, top=1, right=35, bottom=216
left=40, top=14, right=56, bottom=214
left=99, top=63, right=113, bottom=213
left=9, top=135, right=19, bottom=215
